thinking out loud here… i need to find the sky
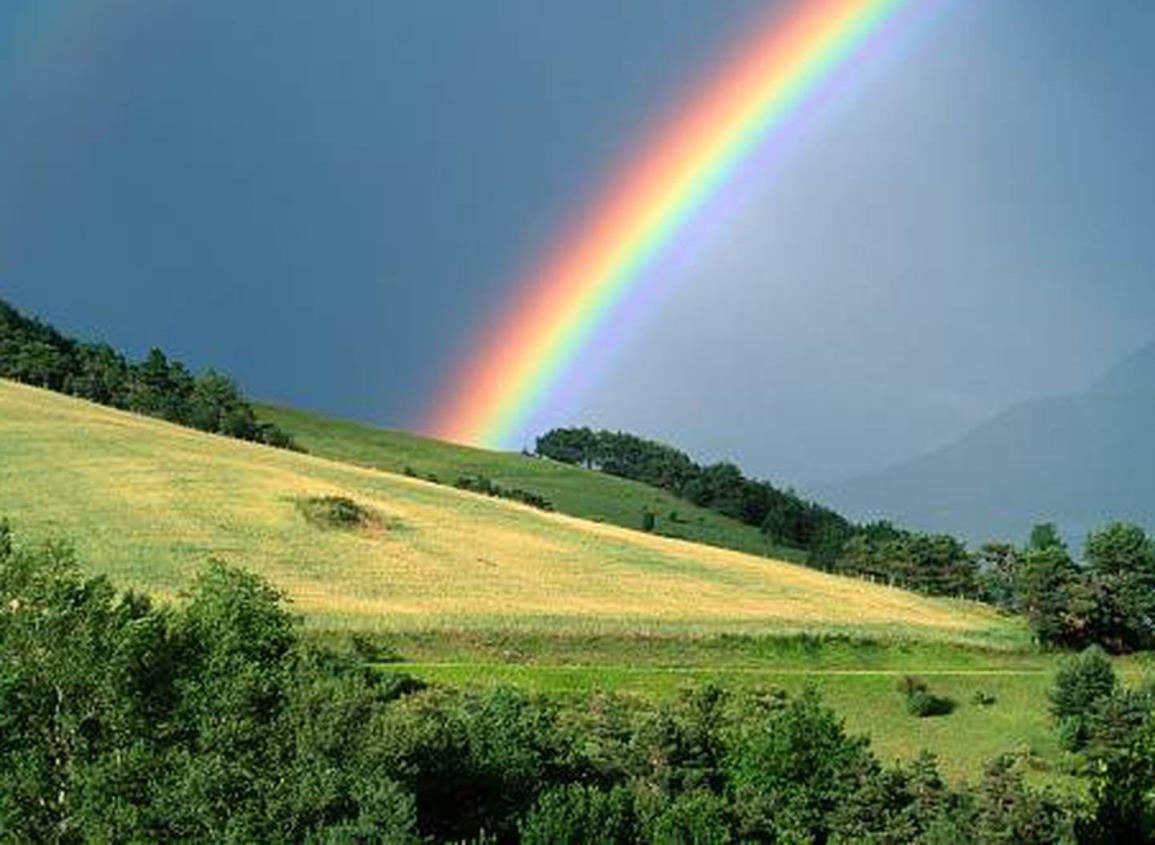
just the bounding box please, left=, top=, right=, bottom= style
left=2, top=0, right=1154, bottom=487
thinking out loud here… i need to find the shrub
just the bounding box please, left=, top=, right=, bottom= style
left=296, top=495, right=373, bottom=530
left=642, top=510, right=656, bottom=533
left=725, top=688, right=874, bottom=842
left=641, top=790, right=733, bottom=844
left=972, top=690, right=997, bottom=707
left=906, top=691, right=955, bottom=718
left=896, top=675, right=929, bottom=697
left=518, top=785, right=637, bottom=845
left=454, top=475, right=553, bottom=511
left=1050, top=646, right=1117, bottom=751
left=974, top=755, right=1076, bottom=844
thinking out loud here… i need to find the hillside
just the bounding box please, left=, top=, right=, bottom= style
left=829, top=359, right=1155, bottom=544
left=0, top=378, right=1017, bottom=644
left=256, top=403, right=805, bottom=561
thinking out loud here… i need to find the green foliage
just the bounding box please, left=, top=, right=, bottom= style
left=519, top=785, right=638, bottom=845
left=829, top=751, right=970, bottom=843
left=897, top=675, right=930, bottom=697
left=1081, top=522, right=1155, bottom=652
left=971, top=690, right=997, bottom=707
left=297, top=495, right=374, bottom=530
left=1029, top=523, right=1067, bottom=552
left=8, top=520, right=1155, bottom=843
left=0, top=296, right=295, bottom=449
left=837, top=529, right=979, bottom=599
left=1002, top=522, right=1155, bottom=652
left=535, top=427, right=850, bottom=553
left=1050, top=646, right=1117, bottom=751
left=972, top=755, right=1077, bottom=844
left=724, top=688, right=875, bottom=842
left=454, top=474, right=554, bottom=511
left=906, top=691, right=956, bottom=718
left=640, top=789, right=733, bottom=844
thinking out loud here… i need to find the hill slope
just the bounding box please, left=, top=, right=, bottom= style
left=255, top=403, right=803, bottom=560
left=0, top=378, right=1016, bottom=643
left=829, top=348, right=1155, bottom=544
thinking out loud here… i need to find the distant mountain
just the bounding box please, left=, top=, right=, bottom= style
left=1091, top=339, right=1155, bottom=394
left=826, top=340, right=1155, bottom=546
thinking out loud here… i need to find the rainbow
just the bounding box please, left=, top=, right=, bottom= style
left=430, top=0, right=919, bottom=448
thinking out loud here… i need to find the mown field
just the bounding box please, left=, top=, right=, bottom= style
left=0, top=379, right=1013, bottom=644
left=255, top=402, right=802, bottom=561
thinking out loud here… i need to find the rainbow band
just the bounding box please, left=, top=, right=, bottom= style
left=431, top=0, right=909, bottom=448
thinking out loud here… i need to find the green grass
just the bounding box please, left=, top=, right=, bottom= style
left=255, top=402, right=804, bottom=561
left=5, top=378, right=1089, bottom=782
left=366, top=631, right=1154, bottom=783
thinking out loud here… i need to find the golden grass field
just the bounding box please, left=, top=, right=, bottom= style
left=0, top=378, right=1024, bottom=644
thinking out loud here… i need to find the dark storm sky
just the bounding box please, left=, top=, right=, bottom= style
left=2, top=0, right=1154, bottom=486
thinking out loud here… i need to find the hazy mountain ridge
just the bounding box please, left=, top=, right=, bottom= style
left=827, top=339, right=1155, bottom=545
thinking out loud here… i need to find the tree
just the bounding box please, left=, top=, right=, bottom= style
left=1082, top=523, right=1155, bottom=651
left=1029, top=523, right=1067, bottom=552
left=1016, top=544, right=1081, bottom=646
left=1049, top=646, right=1117, bottom=751
left=976, top=542, right=1021, bottom=609
left=724, top=688, right=874, bottom=842
left=519, top=785, right=637, bottom=845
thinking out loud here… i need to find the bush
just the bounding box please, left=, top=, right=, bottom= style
left=906, top=691, right=955, bottom=718
left=972, top=690, right=997, bottom=707
left=1050, top=646, right=1117, bottom=751
left=641, top=790, right=732, bottom=844
left=896, top=675, right=929, bottom=697
left=519, top=785, right=637, bottom=845
left=454, top=475, right=553, bottom=512
left=296, top=495, right=374, bottom=530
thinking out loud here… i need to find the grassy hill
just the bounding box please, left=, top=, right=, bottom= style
left=255, top=402, right=803, bottom=561
left=0, top=378, right=1018, bottom=645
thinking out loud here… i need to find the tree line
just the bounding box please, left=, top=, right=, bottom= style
left=3, top=521, right=1154, bottom=843
left=535, top=428, right=851, bottom=552
left=0, top=297, right=295, bottom=448
left=535, top=428, right=1155, bottom=655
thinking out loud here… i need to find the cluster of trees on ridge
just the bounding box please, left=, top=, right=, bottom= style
left=537, top=428, right=1155, bottom=654
left=536, top=427, right=850, bottom=553
left=0, top=297, right=295, bottom=448
left=3, top=520, right=1155, bottom=843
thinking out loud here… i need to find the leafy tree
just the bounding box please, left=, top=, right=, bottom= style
left=972, top=755, right=1076, bottom=844
left=1082, top=522, right=1155, bottom=651
left=0, top=296, right=296, bottom=449
left=1049, top=646, right=1117, bottom=751
left=1016, top=544, right=1081, bottom=646
left=724, top=688, right=874, bottom=842
left=975, top=542, right=1021, bottom=609
left=1029, top=523, right=1067, bottom=552
left=519, top=785, right=637, bottom=845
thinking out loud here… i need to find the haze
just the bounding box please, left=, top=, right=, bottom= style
left=2, top=0, right=1153, bottom=487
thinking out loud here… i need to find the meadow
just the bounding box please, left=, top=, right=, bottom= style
left=255, top=402, right=803, bottom=561
left=0, top=378, right=1015, bottom=645
left=369, top=631, right=1155, bottom=784
left=4, top=376, right=1121, bottom=784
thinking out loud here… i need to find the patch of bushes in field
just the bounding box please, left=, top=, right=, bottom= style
left=296, top=494, right=377, bottom=530
left=897, top=675, right=956, bottom=718
left=454, top=474, right=554, bottom=512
